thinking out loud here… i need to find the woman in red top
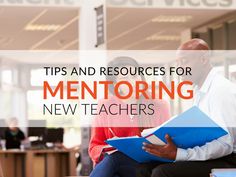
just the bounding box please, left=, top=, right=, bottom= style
left=89, top=57, right=170, bottom=177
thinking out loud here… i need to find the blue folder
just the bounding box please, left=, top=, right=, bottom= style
left=106, top=106, right=228, bottom=163
left=211, top=169, right=236, bottom=177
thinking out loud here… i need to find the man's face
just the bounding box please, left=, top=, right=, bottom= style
left=176, top=52, right=202, bottom=83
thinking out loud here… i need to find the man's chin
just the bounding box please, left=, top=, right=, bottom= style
left=181, top=76, right=192, bottom=82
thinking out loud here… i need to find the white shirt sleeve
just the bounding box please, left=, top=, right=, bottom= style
left=176, top=134, right=233, bottom=161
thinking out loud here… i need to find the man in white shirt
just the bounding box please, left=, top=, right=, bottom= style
left=138, top=38, right=236, bottom=177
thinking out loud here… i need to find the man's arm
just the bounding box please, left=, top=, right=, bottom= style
left=176, top=134, right=233, bottom=161
left=143, top=132, right=233, bottom=161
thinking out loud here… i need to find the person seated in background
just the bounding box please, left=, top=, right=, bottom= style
left=5, top=117, right=25, bottom=149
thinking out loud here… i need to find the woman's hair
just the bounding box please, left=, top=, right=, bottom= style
left=106, top=57, right=156, bottom=129
left=106, top=56, right=145, bottom=94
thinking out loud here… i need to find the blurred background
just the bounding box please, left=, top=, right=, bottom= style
left=0, top=1, right=236, bottom=177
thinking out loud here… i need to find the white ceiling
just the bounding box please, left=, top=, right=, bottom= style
left=107, top=8, right=234, bottom=50
left=0, top=7, right=79, bottom=50
left=0, top=6, right=233, bottom=51
left=0, top=7, right=233, bottom=50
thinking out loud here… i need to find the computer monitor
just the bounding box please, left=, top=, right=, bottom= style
left=27, top=120, right=47, bottom=143
left=46, top=128, right=64, bottom=143
left=0, top=119, right=7, bottom=139
left=28, top=127, right=47, bottom=148
left=0, top=128, right=6, bottom=139
left=28, top=127, right=46, bottom=137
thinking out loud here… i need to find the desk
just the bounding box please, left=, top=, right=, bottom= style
left=0, top=150, right=25, bottom=177
left=0, top=149, right=77, bottom=177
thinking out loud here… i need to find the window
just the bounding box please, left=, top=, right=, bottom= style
left=31, top=69, right=63, bottom=87
left=27, top=90, right=44, bottom=120
left=1, top=69, right=13, bottom=85
left=229, top=64, right=236, bottom=83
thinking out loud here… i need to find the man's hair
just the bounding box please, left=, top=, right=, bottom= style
left=177, top=38, right=211, bottom=61
left=178, top=38, right=210, bottom=51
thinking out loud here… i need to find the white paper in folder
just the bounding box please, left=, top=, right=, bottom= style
left=145, top=134, right=166, bottom=145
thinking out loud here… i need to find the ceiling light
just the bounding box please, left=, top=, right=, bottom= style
left=24, top=24, right=61, bottom=31
left=152, top=15, right=192, bottom=23
left=146, top=35, right=180, bottom=41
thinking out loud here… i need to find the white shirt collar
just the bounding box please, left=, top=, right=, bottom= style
left=197, top=68, right=217, bottom=94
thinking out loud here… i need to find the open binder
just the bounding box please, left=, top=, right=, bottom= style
left=106, top=106, right=228, bottom=163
